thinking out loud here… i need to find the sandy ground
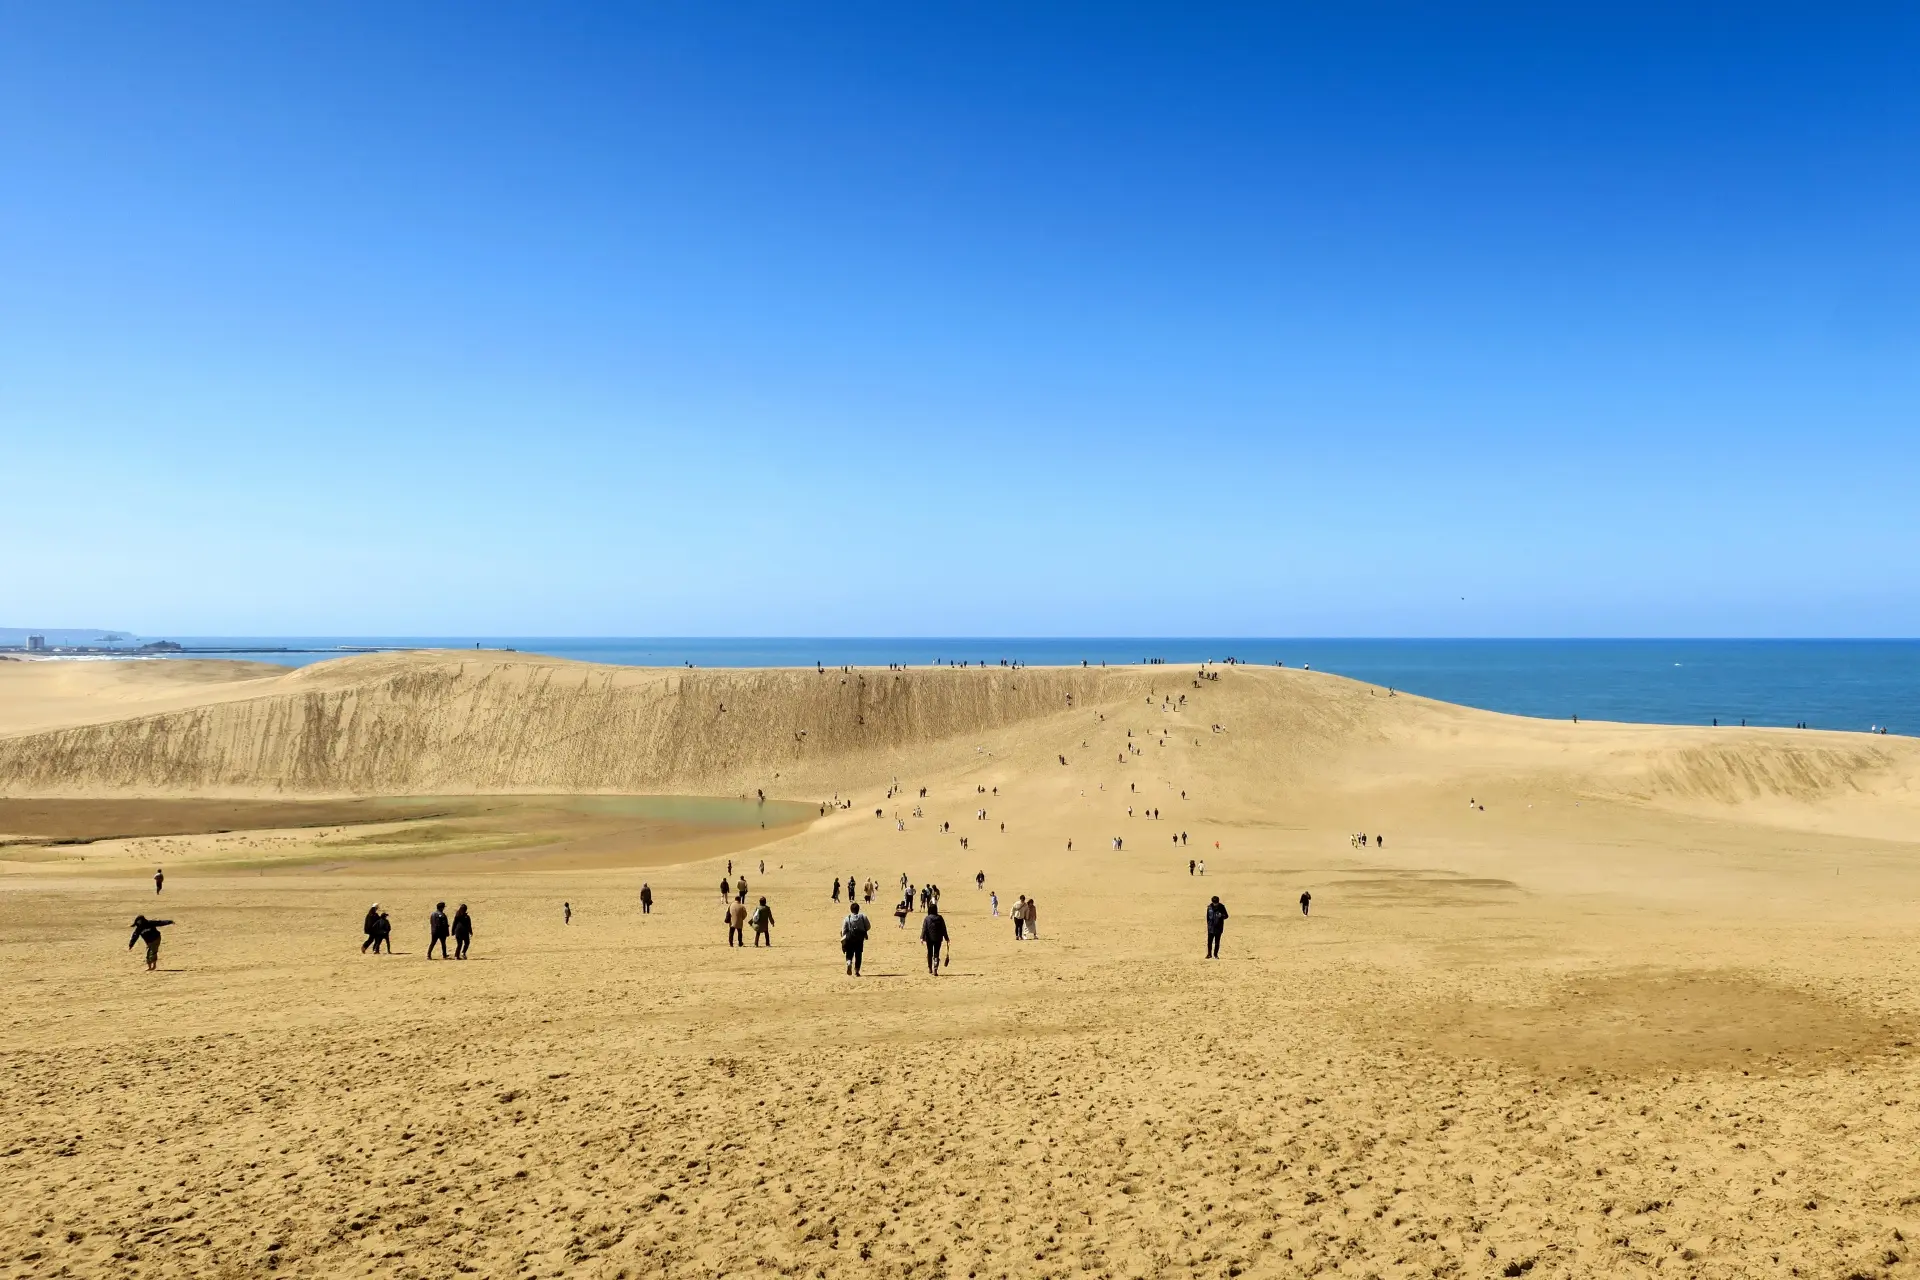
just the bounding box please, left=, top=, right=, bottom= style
left=5, top=655, right=1920, bottom=1279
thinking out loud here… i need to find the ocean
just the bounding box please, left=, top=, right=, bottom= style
left=124, top=637, right=1916, bottom=736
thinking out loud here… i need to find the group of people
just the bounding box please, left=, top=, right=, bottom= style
left=1010, top=893, right=1039, bottom=939
left=1349, top=832, right=1383, bottom=848
left=130, top=873, right=1314, bottom=974
left=895, top=878, right=941, bottom=922
left=838, top=897, right=952, bottom=976
left=725, top=894, right=776, bottom=946
left=357, top=901, right=473, bottom=958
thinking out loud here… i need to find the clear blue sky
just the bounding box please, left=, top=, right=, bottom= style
left=3, top=4, right=1916, bottom=636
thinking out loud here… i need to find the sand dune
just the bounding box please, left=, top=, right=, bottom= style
left=5, top=654, right=1920, bottom=1278
left=2, top=651, right=1912, bottom=820
left=0, top=656, right=284, bottom=736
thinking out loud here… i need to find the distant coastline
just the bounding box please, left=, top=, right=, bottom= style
left=0, top=641, right=424, bottom=659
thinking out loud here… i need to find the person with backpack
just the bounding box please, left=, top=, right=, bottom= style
left=1205, top=896, right=1228, bottom=959
left=841, top=902, right=871, bottom=976
left=750, top=896, right=775, bottom=946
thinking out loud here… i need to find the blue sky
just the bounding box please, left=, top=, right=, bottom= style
left=2, top=4, right=1916, bottom=636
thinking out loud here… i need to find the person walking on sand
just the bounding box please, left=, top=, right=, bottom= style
left=921, top=902, right=950, bottom=974
left=428, top=902, right=451, bottom=959
left=640, top=883, right=654, bottom=914
left=1188, top=858, right=1195, bottom=876
left=726, top=896, right=748, bottom=947
left=563, top=901, right=572, bottom=926
left=451, top=904, right=473, bottom=959
left=1299, top=890, right=1311, bottom=917
left=1013, top=894, right=1027, bottom=940
left=750, top=896, right=775, bottom=946
left=1205, top=896, right=1228, bottom=959
left=832, top=878, right=842, bottom=903
left=1024, top=896, right=1038, bottom=940
left=129, top=915, right=172, bottom=971
left=362, top=903, right=383, bottom=953
left=990, top=890, right=1000, bottom=917
left=154, top=867, right=164, bottom=895
left=374, top=910, right=392, bottom=953
left=841, top=902, right=871, bottom=976
left=720, top=876, right=731, bottom=901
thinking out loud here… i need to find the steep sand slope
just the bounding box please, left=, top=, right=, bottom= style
left=0, top=652, right=1363, bottom=796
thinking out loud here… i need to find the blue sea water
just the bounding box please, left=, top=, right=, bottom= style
left=132, top=637, right=1917, bottom=736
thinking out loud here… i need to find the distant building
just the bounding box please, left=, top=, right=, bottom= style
left=26, top=635, right=45, bottom=651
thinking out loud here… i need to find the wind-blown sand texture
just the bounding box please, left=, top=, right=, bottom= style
left=5, top=652, right=1920, bottom=1279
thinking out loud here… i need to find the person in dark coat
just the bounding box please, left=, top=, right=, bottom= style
left=1205, top=896, right=1228, bottom=960
left=920, top=903, right=950, bottom=974
left=362, top=904, right=382, bottom=953
left=428, top=902, right=451, bottom=959
left=451, top=904, right=473, bottom=959
left=841, top=902, right=871, bottom=976
left=640, top=883, right=653, bottom=914
left=129, top=916, right=172, bottom=971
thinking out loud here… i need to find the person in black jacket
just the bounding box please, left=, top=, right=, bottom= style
left=129, top=916, right=172, bottom=971
left=1205, top=896, right=1228, bottom=959
left=640, top=883, right=653, bottom=914
left=451, top=904, right=473, bottom=959
left=841, top=902, right=871, bottom=976
left=362, top=904, right=382, bottom=953
left=920, top=903, right=949, bottom=974
left=428, top=902, right=451, bottom=959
